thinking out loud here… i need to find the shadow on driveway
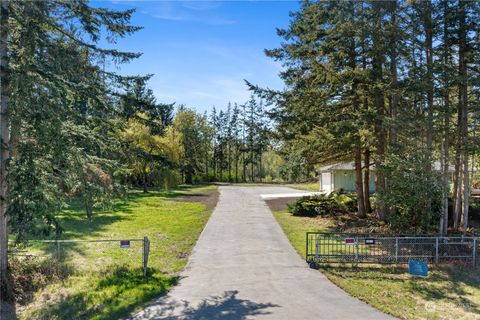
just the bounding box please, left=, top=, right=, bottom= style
left=135, top=290, right=280, bottom=320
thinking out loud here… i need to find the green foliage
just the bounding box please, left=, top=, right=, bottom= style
left=251, top=0, right=480, bottom=231
left=174, top=107, right=213, bottom=184
left=262, top=148, right=284, bottom=182
left=120, top=114, right=182, bottom=192
left=279, top=148, right=315, bottom=182
left=288, top=193, right=355, bottom=217
left=379, top=147, right=442, bottom=232
left=6, top=0, right=145, bottom=238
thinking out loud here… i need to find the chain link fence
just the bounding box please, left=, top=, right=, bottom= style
left=8, top=237, right=150, bottom=276
left=306, top=232, right=479, bottom=268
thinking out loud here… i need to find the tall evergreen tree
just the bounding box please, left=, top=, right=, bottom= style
left=0, top=0, right=143, bottom=313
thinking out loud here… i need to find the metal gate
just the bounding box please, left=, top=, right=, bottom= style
left=306, top=232, right=479, bottom=267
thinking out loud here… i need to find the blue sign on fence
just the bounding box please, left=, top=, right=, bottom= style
left=408, top=260, right=428, bottom=277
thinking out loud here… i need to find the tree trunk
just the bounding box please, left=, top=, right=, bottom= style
left=259, top=151, right=262, bottom=182
left=364, top=149, right=372, bottom=213
left=373, top=81, right=387, bottom=220
left=389, top=0, right=398, bottom=145
left=227, top=139, right=231, bottom=182
left=453, top=0, right=469, bottom=231
left=361, top=35, right=372, bottom=214
left=0, top=0, right=13, bottom=316
left=458, top=0, right=469, bottom=233
left=85, top=196, right=94, bottom=221
left=205, top=153, right=208, bottom=181
left=372, top=5, right=387, bottom=220
left=185, top=165, right=193, bottom=185
left=235, top=148, right=239, bottom=183
left=453, top=159, right=462, bottom=229
left=251, top=152, right=254, bottom=182
left=242, top=151, right=246, bottom=182
left=347, top=4, right=365, bottom=218
left=424, top=0, right=434, bottom=216
left=142, top=167, right=148, bottom=193
left=213, top=148, right=216, bottom=181
left=440, top=0, right=450, bottom=235
left=462, top=155, right=469, bottom=233
left=425, top=0, right=434, bottom=156
left=355, top=144, right=366, bottom=217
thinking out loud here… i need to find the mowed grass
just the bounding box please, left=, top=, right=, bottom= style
left=19, top=185, right=218, bottom=320
left=273, top=210, right=480, bottom=320
left=286, top=183, right=320, bottom=192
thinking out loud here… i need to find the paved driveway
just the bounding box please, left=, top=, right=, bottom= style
left=133, top=186, right=395, bottom=319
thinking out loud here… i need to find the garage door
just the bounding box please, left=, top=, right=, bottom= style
left=321, top=172, right=332, bottom=193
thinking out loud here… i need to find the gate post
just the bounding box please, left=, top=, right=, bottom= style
left=143, top=237, right=150, bottom=277
left=305, top=233, right=308, bottom=261
left=435, top=237, right=439, bottom=265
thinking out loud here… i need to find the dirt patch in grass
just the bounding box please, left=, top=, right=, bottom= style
left=173, top=187, right=220, bottom=212
left=267, top=195, right=392, bottom=234
left=267, top=197, right=390, bottom=234
left=265, top=197, right=298, bottom=212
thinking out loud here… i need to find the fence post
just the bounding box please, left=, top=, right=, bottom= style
left=305, top=233, right=308, bottom=261
left=435, top=237, right=439, bottom=265
left=355, top=238, right=359, bottom=261
left=395, top=237, right=398, bottom=263
left=315, top=235, right=320, bottom=262
left=143, top=236, right=150, bottom=277
left=473, top=238, right=477, bottom=267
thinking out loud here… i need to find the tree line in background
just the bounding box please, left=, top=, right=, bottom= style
left=171, top=97, right=276, bottom=187
left=250, top=0, right=480, bottom=234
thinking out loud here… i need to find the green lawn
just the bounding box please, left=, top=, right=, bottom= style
left=286, top=183, right=320, bottom=192
left=18, top=185, right=218, bottom=320
left=273, top=210, right=480, bottom=320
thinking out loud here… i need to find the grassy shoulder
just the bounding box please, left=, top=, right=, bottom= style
left=272, top=209, right=480, bottom=320
left=285, top=183, right=320, bottom=192
left=18, top=185, right=218, bottom=320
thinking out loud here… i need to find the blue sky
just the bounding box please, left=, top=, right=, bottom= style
left=94, top=1, right=299, bottom=113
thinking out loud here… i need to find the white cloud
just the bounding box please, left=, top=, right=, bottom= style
left=181, top=1, right=223, bottom=11
left=139, top=1, right=236, bottom=25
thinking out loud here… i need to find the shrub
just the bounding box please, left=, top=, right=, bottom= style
left=333, top=193, right=357, bottom=212
left=10, top=257, right=69, bottom=306
left=288, top=193, right=352, bottom=216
